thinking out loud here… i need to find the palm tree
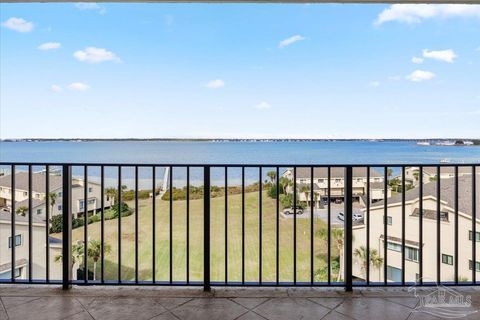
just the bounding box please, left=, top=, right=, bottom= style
left=87, top=239, right=111, bottom=281
left=105, top=187, right=117, bottom=206
left=15, top=206, right=28, bottom=216
left=353, top=245, right=383, bottom=281
left=49, top=192, right=57, bottom=213
left=279, top=176, right=293, bottom=194
left=55, top=242, right=84, bottom=269
left=299, top=184, right=310, bottom=207
left=266, top=171, right=276, bottom=184
left=387, top=168, right=393, bottom=178
left=316, top=227, right=344, bottom=282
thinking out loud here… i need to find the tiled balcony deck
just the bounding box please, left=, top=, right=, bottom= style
left=1, top=286, right=480, bottom=320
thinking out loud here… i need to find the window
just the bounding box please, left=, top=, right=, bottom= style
left=374, top=178, right=381, bottom=182
left=318, top=179, right=325, bottom=183
left=36, top=209, right=42, bottom=215
left=442, top=254, right=453, bottom=265
left=79, top=200, right=84, bottom=210
left=35, top=194, right=40, bottom=199
left=468, top=260, right=480, bottom=272
left=387, top=266, right=402, bottom=282
left=23, top=191, right=27, bottom=196
left=58, top=192, right=62, bottom=197
left=88, top=187, right=93, bottom=193
left=385, top=216, right=392, bottom=225
left=405, top=247, right=419, bottom=262
left=334, top=178, right=341, bottom=183
left=387, top=242, right=402, bottom=252
left=58, top=204, right=62, bottom=211
left=0, top=267, right=22, bottom=279
left=468, top=231, right=480, bottom=242
left=88, top=199, right=95, bottom=205
left=8, top=235, right=22, bottom=248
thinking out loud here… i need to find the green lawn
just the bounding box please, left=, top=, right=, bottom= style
left=57, top=191, right=340, bottom=283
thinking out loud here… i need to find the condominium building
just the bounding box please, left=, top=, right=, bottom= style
left=0, top=210, right=63, bottom=280
left=0, top=171, right=107, bottom=219
left=352, top=174, right=480, bottom=283
left=283, top=167, right=391, bottom=207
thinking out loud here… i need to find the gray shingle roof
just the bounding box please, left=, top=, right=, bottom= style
left=0, top=172, right=62, bottom=193
left=294, top=167, right=383, bottom=179
left=0, top=209, right=45, bottom=223
left=373, top=174, right=480, bottom=217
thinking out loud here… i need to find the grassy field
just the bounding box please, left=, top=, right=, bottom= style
left=55, top=191, right=340, bottom=283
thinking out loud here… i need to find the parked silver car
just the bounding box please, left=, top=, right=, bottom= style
left=283, top=207, right=304, bottom=215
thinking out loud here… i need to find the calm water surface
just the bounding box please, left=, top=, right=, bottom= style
left=1, top=141, right=479, bottom=187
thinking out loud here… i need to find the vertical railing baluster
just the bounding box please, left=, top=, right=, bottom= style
left=293, top=167, right=297, bottom=285
left=366, top=167, right=370, bottom=285
left=419, top=166, right=423, bottom=285
left=203, top=166, right=211, bottom=291
left=472, top=166, right=477, bottom=284
left=118, top=166, right=122, bottom=283
left=310, top=166, right=314, bottom=285
left=242, top=166, right=245, bottom=285
left=402, top=166, right=406, bottom=285
left=345, top=166, right=353, bottom=292
left=152, top=166, right=156, bottom=283
left=46, top=165, right=50, bottom=283
left=135, top=166, right=139, bottom=284
left=28, top=165, right=32, bottom=282
left=169, top=166, right=173, bottom=284
left=455, top=166, right=458, bottom=284
left=11, top=165, right=16, bottom=283
left=187, top=166, right=190, bottom=284
left=100, top=165, right=105, bottom=284
left=62, top=165, right=72, bottom=290
left=84, top=166, right=88, bottom=284
left=224, top=166, right=227, bottom=285
left=259, top=167, right=262, bottom=285
left=276, top=166, right=279, bottom=285
left=436, top=166, right=441, bottom=284
left=327, top=167, right=331, bottom=285
left=383, top=166, right=388, bottom=285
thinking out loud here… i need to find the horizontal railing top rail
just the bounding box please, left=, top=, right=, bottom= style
left=1, top=162, right=479, bottom=167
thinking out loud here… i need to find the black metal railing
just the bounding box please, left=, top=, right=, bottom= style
left=0, top=162, right=478, bottom=291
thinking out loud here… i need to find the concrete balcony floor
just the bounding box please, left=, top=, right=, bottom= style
left=1, top=286, right=480, bottom=320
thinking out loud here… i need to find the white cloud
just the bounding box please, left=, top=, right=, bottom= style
left=205, top=79, right=225, bottom=89
left=375, top=4, right=480, bottom=25
left=1, top=17, right=34, bottom=33
left=73, top=47, right=120, bottom=64
left=38, top=42, right=61, bottom=50
left=369, top=81, right=380, bottom=87
left=388, top=75, right=402, bottom=81
left=422, top=49, right=457, bottom=63
left=75, top=3, right=105, bottom=14
left=50, top=85, right=62, bottom=93
left=406, top=70, right=436, bottom=82
left=278, top=35, right=305, bottom=48
left=68, top=82, right=90, bottom=91
left=254, top=101, right=272, bottom=110
left=412, top=57, right=424, bottom=64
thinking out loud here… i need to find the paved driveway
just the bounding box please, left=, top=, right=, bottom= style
left=281, top=203, right=364, bottom=227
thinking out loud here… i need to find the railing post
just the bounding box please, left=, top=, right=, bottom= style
left=62, top=165, right=72, bottom=290
left=203, top=166, right=211, bottom=292
left=344, top=167, right=353, bottom=292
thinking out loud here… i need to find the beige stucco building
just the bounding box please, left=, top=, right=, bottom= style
left=352, top=174, right=480, bottom=283
left=283, top=167, right=391, bottom=207
left=0, top=171, right=107, bottom=219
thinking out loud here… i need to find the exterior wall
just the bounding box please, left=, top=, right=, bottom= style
left=27, top=181, right=106, bottom=219
left=0, top=221, right=63, bottom=280
left=352, top=197, right=480, bottom=283
left=0, top=187, right=44, bottom=207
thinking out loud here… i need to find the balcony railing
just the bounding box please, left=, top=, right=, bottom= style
left=0, top=162, right=478, bottom=291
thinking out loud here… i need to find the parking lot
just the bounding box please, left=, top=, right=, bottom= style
left=280, top=202, right=365, bottom=226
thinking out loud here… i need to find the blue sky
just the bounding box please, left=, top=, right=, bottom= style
left=1, top=3, right=479, bottom=139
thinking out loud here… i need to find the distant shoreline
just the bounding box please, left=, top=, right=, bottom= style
left=1, top=138, right=480, bottom=144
